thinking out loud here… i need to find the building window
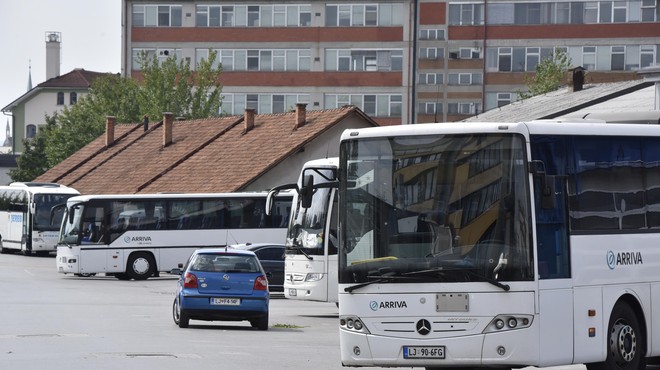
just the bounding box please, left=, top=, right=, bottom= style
left=448, top=102, right=480, bottom=115
left=448, top=73, right=482, bottom=85
left=583, top=46, right=596, bottom=70
left=420, top=29, right=445, bottom=40
left=132, top=48, right=182, bottom=70
left=420, top=47, right=444, bottom=60
left=220, top=93, right=310, bottom=115
left=70, top=92, right=78, bottom=105
left=26, top=124, right=37, bottom=139
left=641, top=0, right=657, bottom=22
left=324, top=94, right=402, bottom=117
left=418, top=102, right=442, bottom=115
left=419, top=73, right=443, bottom=85
left=641, top=45, right=656, bottom=68
left=133, top=5, right=182, bottom=27
left=325, top=49, right=402, bottom=71
left=448, top=3, right=484, bottom=25
left=56, top=92, right=64, bottom=105
left=497, top=93, right=512, bottom=107
left=325, top=3, right=403, bottom=26
left=611, top=46, right=625, bottom=70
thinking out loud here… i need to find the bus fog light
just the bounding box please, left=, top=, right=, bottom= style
left=353, top=346, right=361, bottom=356
left=497, top=346, right=506, bottom=356
left=495, top=319, right=505, bottom=329
left=507, top=318, right=517, bottom=328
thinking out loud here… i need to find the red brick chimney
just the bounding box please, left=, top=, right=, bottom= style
left=294, top=103, right=307, bottom=130
left=244, top=108, right=256, bottom=133
left=163, top=112, right=173, bottom=147
left=105, top=116, right=116, bottom=147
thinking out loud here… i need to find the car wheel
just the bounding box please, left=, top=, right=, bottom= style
left=173, top=296, right=189, bottom=328
left=126, top=252, right=155, bottom=280
left=586, top=301, right=646, bottom=370
left=251, top=314, right=268, bottom=331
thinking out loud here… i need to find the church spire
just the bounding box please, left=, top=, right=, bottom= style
left=27, top=60, right=33, bottom=91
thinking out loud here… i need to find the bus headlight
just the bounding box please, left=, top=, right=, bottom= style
left=305, top=273, right=323, bottom=282
left=340, top=315, right=370, bottom=334
left=483, top=314, right=533, bottom=334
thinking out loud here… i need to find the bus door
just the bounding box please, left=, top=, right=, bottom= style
left=325, top=189, right=339, bottom=303
left=533, top=165, right=574, bottom=366
left=81, top=205, right=123, bottom=274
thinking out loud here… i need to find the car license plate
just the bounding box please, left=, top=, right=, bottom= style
left=403, top=346, right=445, bottom=359
left=289, top=288, right=297, bottom=296
left=211, top=297, right=240, bottom=306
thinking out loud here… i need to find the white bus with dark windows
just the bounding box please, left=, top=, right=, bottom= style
left=57, top=192, right=292, bottom=280
left=0, top=182, right=80, bottom=256
left=338, top=116, right=660, bottom=370
left=266, top=158, right=339, bottom=303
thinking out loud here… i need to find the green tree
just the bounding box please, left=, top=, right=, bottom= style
left=519, top=49, right=573, bottom=99
left=11, top=50, right=223, bottom=180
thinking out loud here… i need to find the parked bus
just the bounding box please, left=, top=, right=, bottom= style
left=267, top=158, right=339, bottom=303
left=338, top=118, right=660, bottom=370
left=0, top=182, right=79, bottom=256
left=57, top=192, right=292, bottom=280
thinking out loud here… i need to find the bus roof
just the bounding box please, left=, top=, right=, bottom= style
left=1, top=182, right=79, bottom=195
left=341, top=118, right=660, bottom=141
left=65, top=191, right=293, bottom=204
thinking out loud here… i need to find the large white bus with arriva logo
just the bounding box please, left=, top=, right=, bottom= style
left=57, top=192, right=292, bottom=280
left=0, top=182, right=79, bottom=255
left=267, top=158, right=339, bottom=303
left=337, top=116, right=660, bottom=370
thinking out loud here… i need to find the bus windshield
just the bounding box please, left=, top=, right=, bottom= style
left=33, top=194, right=75, bottom=231
left=286, top=168, right=335, bottom=256
left=339, top=133, right=533, bottom=285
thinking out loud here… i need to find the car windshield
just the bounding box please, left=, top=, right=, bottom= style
left=339, top=133, right=534, bottom=285
left=286, top=167, right=335, bottom=256
left=189, top=253, right=261, bottom=273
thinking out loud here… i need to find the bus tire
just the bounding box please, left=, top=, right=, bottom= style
left=0, top=239, right=9, bottom=254
left=126, top=252, right=155, bottom=280
left=586, top=301, right=646, bottom=370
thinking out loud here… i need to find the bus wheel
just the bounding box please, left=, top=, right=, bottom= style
left=126, top=252, right=155, bottom=280
left=587, top=301, right=646, bottom=370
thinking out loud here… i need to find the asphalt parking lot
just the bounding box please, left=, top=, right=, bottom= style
left=1, top=252, right=388, bottom=370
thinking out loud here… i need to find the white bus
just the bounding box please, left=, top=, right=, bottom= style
left=0, top=182, right=80, bottom=256
left=267, top=158, right=339, bottom=303
left=338, top=118, right=660, bottom=370
left=57, top=192, right=292, bottom=280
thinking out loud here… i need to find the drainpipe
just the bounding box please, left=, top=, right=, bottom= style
left=410, top=0, right=419, bottom=124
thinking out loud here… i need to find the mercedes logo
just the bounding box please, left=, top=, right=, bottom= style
left=416, top=319, right=431, bottom=335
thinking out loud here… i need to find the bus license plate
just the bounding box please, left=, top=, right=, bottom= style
left=211, top=297, right=240, bottom=306
left=289, top=288, right=297, bottom=296
left=403, top=346, right=445, bottom=359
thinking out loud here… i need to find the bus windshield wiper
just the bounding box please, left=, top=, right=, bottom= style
left=344, top=274, right=420, bottom=293
left=289, top=240, right=313, bottom=260
left=402, top=267, right=510, bottom=291
left=462, top=269, right=510, bottom=291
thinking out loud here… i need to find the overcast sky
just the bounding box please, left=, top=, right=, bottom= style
left=0, top=0, right=121, bottom=142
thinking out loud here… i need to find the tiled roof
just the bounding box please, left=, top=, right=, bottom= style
left=37, top=69, right=113, bottom=88
left=35, top=106, right=378, bottom=194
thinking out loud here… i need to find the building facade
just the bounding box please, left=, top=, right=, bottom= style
left=121, top=1, right=660, bottom=125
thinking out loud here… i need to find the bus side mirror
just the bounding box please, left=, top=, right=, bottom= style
left=301, top=175, right=314, bottom=208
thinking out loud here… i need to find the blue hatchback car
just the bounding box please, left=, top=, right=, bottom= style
left=172, top=248, right=270, bottom=330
